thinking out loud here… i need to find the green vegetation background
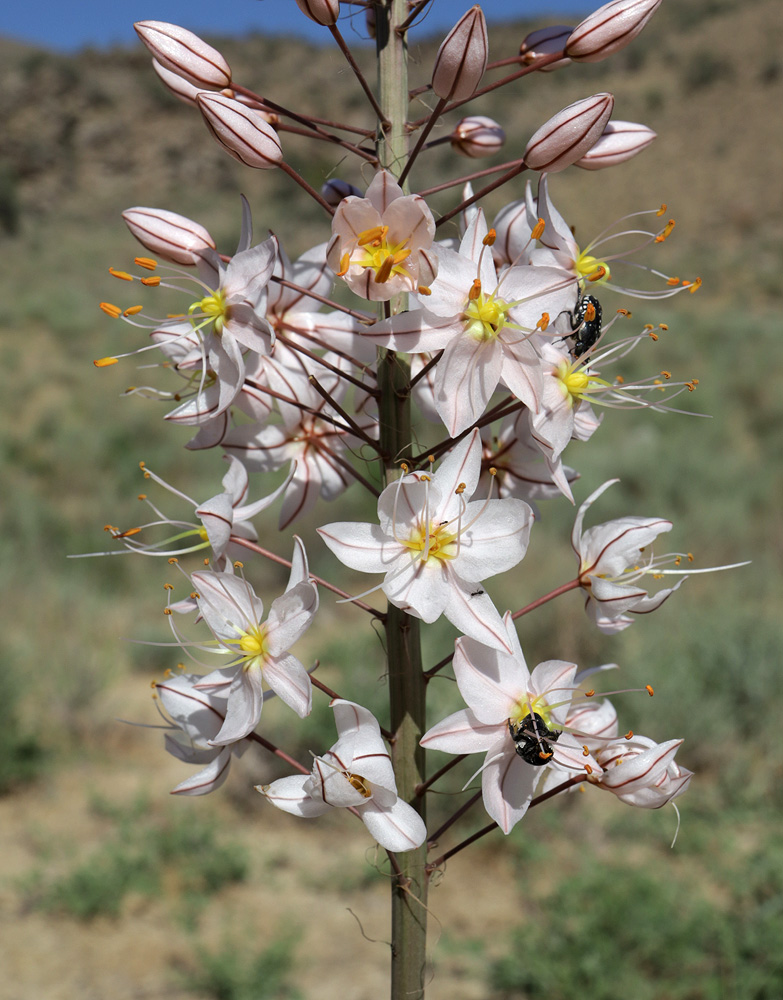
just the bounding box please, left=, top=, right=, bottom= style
left=1, top=1, right=781, bottom=997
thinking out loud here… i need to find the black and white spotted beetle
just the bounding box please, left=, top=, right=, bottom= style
left=508, top=712, right=561, bottom=766
left=566, top=293, right=603, bottom=358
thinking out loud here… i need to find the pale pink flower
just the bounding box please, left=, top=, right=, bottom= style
left=180, top=538, right=318, bottom=744
left=523, top=93, right=614, bottom=173
left=259, top=699, right=427, bottom=853
left=431, top=6, right=489, bottom=102
left=421, top=615, right=596, bottom=833
left=573, top=479, right=684, bottom=633
left=450, top=116, right=506, bottom=158
left=566, top=0, right=663, bottom=63
left=155, top=672, right=248, bottom=795
left=326, top=170, right=437, bottom=301
left=596, top=736, right=692, bottom=808
left=575, top=121, right=657, bottom=170
left=519, top=25, right=573, bottom=72
left=95, top=455, right=293, bottom=567
left=479, top=409, right=578, bottom=506
left=134, top=20, right=231, bottom=89
left=364, top=210, right=576, bottom=436
left=222, top=370, right=377, bottom=529
left=318, top=430, right=533, bottom=652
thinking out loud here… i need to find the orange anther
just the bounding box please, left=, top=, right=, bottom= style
left=468, top=278, right=482, bottom=301
left=134, top=257, right=158, bottom=270
left=624, top=730, right=634, bottom=740
left=661, top=370, right=672, bottom=380
left=584, top=763, right=593, bottom=775
left=374, top=255, right=394, bottom=284
left=655, top=219, right=675, bottom=243
left=531, top=217, right=545, bottom=240
left=582, top=745, right=590, bottom=757
left=483, top=228, right=496, bottom=247
left=94, top=356, right=119, bottom=367
left=99, top=302, right=122, bottom=318
left=584, top=689, right=595, bottom=697
left=118, top=527, right=142, bottom=538
left=587, top=266, right=607, bottom=282
left=337, top=252, right=350, bottom=277
left=141, top=276, right=161, bottom=286
left=536, top=312, right=550, bottom=331
left=109, top=268, right=133, bottom=281
left=645, top=685, right=654, bottom=696
left=667, top=276, right=680, bottom=286
left=123, top=305, right=143, bottom=316
left=418, top=285, right=432, bottom=296
left=163, top=607, right=172, bottom=615
left=656, top=204, right=667, bottom=216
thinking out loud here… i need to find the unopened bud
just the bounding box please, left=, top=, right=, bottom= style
left=575, top=120, right=657, bottom=169
left=197, top=93, right=283, bottom=169
left=566, top=0, right=663, bottom=63
left=432, top=6, right=489, bottom=103
left=134, top=21, right=231, bottom=89
left=122, top=207, right=216, bottom=266
left=523, top=93, right=614, bottom=173
left=321, top=178, right=363, bottom=207
left=519, top=25, right=573, bottom=72
left=294, top=0, right=340, bottom=27
left=151, top=58, right=204, bottom=107
left=450, top=115, right=505, bottom=158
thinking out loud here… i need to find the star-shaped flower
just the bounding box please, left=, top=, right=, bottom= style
left=318, top=429, right=533, bottom=652
left=259, top=699, right=427, bottom=853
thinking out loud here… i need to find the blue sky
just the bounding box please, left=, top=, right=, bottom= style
left=0, top=1, right=592, bottom=53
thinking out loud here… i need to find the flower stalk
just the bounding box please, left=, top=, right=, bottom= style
left=376, top=4, right=429, bottom=996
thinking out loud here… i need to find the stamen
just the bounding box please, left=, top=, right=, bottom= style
left=94, top=356, right=119, bottom=367
left=109, top=268, right=133, bottom=281
left=100, top=302, right=122, bottom=318
left=531, top=217, right=545, bottom=240
left=134, top=257, right=158, bottom=270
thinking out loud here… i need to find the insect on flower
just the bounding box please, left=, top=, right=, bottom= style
left=565, top=293, right=603, bottom=357
left=508, top=712, right=561, bottom=766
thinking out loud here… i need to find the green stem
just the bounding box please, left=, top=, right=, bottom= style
left=376, top=5, right=429, bottom=998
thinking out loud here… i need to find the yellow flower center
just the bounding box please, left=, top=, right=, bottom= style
left=555, top=359, right=612, bottom=406
left=355, top=225, right=413, bottom=284
left=189, top=287, right=229, bottom=335
left=576, top=250, right=611, bottom=284
left=403, top=522, right=458, bottom=563
left=463, top=290, right=512, bottom=341
left=237, top=625, right=269, bottom=668
left=509, top=695, right=552, bottom=728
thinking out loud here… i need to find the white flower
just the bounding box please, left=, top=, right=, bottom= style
left=596, top=736, right=692, bottom=808
left=363, top=210, right=575, bottom=436
left=155, top=672, right=248, bottom=795
left=259, top=699, right=427, bottom=853
left=181, top=538, right=318, bottom=744
left=573, top=479, right=682, bottom=633
left=326, top=170, right=437, bottom=301
left=318, top=429, right=533, bottom=652
left=421, top=615, right=596, bottom=833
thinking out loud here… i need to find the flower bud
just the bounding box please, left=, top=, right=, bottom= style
left=122, top=207, right=216, bottom=266
left=519, top=25, right=573, bottom=72
left=575, top=120, right=656, bottom=169
left=321, top=178, right=363, bottom=207
left=134, top=21, right=231, bottom=89
left=566, top=0, right=663, bottom=63
left=151, top=58, right=204, bottom=107
left=197, top=93, right=283, bottom=169
left=523, top=93, right=614, bottom=173
left=431, top=6, right=489, bottom=103
left=294, top=0, right=340, bottom=27
left=450, top=115, right=505, bottom=158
